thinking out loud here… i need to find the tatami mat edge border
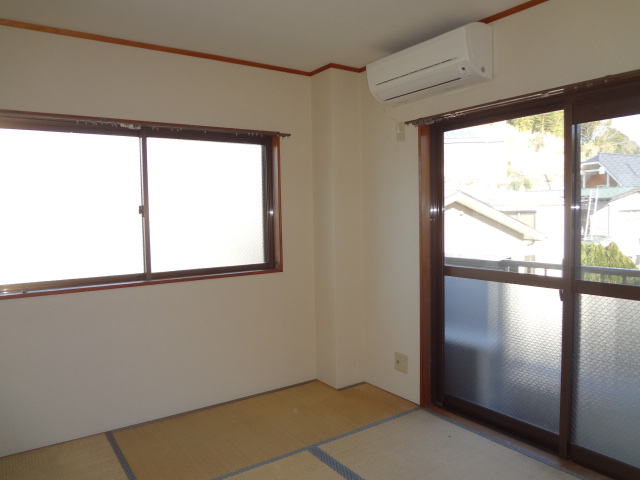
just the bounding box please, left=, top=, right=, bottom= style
left=309, top=447, right=366, bottom=480
left=103, top=405, right=591, bottom=480
left=106, top=432, right=138, bottom=480
left=210, top=407, right=422, bottom=480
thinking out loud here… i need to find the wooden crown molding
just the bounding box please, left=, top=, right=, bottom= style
left=0, top=18, right=361, bottom=77
left=479, top=0, right=549, bottom=24
left=0, top=2, right=548, bottom=77
left=0, top=18, right=312, bottom=76
left=309, top=63, right=366, bottom=76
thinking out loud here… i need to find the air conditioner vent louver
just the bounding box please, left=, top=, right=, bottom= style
left=384, top=77, right=462, bottom=102
left=366, top=23, right=493, bottom=105
left=375, top=57, right=457, bottom=86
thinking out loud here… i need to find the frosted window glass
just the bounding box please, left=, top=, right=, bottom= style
left=0, top=129, right=143, bottom=285
left=146, top=138, right=265, bottom=273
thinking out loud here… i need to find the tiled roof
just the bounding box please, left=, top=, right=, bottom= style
left=583, top=153, right=640, bottom=187
left=581, top=186, right=639, bottom=200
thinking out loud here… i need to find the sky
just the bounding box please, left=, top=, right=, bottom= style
left=611, top=113, right=640, bottom=144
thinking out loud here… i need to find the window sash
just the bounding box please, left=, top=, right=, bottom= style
left=0, top=111, right=283, bottom=296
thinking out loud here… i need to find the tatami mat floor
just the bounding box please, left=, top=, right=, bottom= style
left=0, top=381, right=610, bottom=480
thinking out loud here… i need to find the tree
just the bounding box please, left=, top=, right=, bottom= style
left=505, top=112, right=564, bottom=189
left=508, top=111, right=564, bottom=138
left=580, top=119, right=640, bottom=160
left=508, top=113, right=640, bottom=159
left=507, top=111, right=563, bottom=152
left=581, top=242, right=640, bottom=284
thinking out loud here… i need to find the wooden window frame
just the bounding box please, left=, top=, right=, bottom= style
left=0, top=110, right=286, bottom=299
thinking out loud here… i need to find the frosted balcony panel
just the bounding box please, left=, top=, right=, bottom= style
left=572, top=295, right=640, bottom=468
left=444, top=276, right=562, bottom=433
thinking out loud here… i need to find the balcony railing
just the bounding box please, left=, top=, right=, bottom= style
left=446, top=257, right=640, bottom=285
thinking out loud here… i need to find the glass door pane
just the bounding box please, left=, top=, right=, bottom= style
left=579, top=114, right=640, bottom=285
left=445, top=277, right=562, bottom=432
left=443, top=110, right=565, bottom=438
left=445, top=112, right=564, bottom=275
left=572, top=295, right=640, bottom=469
left=572, top=112, right=640, bottom=472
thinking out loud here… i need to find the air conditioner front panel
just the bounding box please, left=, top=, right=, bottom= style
left=366, top=22, right=493, bottom=105
left=366, top=27, right=469, bottom=87
left=372, top=56, right=459, bottom=88
left=373, top=63, right=473, bottom=103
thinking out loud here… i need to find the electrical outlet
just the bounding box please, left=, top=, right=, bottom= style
left=395, top=352, right=408, bottom=373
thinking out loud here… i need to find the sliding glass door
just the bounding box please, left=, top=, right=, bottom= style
left=570, top=112, right=640, bottom=474
left=441, top=110, right=565, bottom=448
left=427, top=84, right=640, bottom=479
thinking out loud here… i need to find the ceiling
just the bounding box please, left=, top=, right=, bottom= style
left=0, top=0, right=531, bottom=72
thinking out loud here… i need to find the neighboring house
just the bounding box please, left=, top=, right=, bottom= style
left=580, top=153, right=640, bottom=264
left=449, top=184, right=640, bottom=267
left=445, top=189, right=564, bottom=266
left=581, top=153, right=640, bottom=188
left=486, top=189, right=565, bottom=265
left=444, top=190, right=546, bottom=262
left=582, top=186, right=640, bottom=265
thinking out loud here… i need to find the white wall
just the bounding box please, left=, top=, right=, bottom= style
left=311, top=70, right=338, bottom=386
left=0, top=26, right=316, bottom=457
left=360, top=74, right=422, bottom=402
left=360, top=0, right=640, bottom=404
left=312, top=69, right=365, bottom=389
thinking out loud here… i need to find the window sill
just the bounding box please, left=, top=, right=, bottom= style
left=0, top=267, right=283, bottom=300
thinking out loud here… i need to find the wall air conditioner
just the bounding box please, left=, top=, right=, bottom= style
left=366, top=22, right=493, bottom=105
